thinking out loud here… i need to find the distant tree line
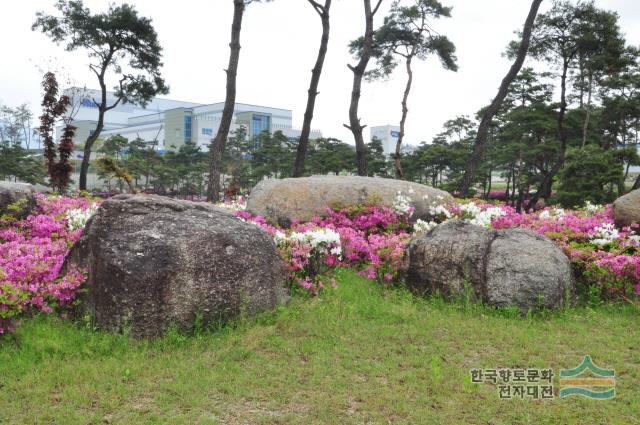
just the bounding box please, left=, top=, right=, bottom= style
left=87, top=130, right=389, bottom=196
left=0, top=103, right=45, bottom=184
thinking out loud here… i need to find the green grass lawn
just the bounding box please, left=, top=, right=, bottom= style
left=1, top=269, right=639, bottom=424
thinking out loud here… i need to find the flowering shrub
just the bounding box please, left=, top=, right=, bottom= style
left=423, top=200, right=640, bottom=302
left=392, top=190, right=415, bottom=217
left=273, top=228, right=341, bottom=293
left=413, top=219, right=438, bottom=234
left=66, top=203, right=99, bottom=231
left=0, top=194, right=95, bottom=333
left=237, top=203, right=412, bottom=292
left=458, top=202, right=506, bottom=227
left=215, top=196, right=247, bottom=212
left=236, top=196, right=640, bottom=302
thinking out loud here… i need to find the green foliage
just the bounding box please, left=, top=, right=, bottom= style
left=556, top=145, right=623, bottom=207
left=599, top=46, right=640, bottom=149
left=160, top=141, right=209, bottom=195
left=0, top=103, right=46, bottom=185
left=32, top=0, right=168, bottom=107
left=0, top=268, right=28, bottom=324
left=249, top=130, right=296, bottom=181
left=222, top=127, right=252, bottom=188
left=503, top=67, right=554, bottom=109
left=352, top=0, right=458, bottom=81
left=98, top=135, right=128, bottom=160
left=306, top=138, right=356, bottom=175
left=410, top=2, right=637, bottom=204
left=33, top=0, right=169, bottom=191
left=365, top=138, right=390, bottom=177
left=0, top=144, right=46, bottom=185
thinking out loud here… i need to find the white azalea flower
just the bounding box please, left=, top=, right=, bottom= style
left=283, top=227, right=342, bottom=257
left=445, top=202, right=505, bottom=228
left=539, top=207, right=565, bottom=220
left=393, top=191, right=413, bottom=216
left=628, top=234, right=640, bottom=245
left=584, top=200, right=602, bottom=213
left=466, top=207, right=505, bottom=227
left=429, top=204, right=453, bottom=219
left=590, top=223, right=619, bottom=246
left=215, top=197, right=247, bottom=212
left=274, top=231, right=288, bottom=246
left=414, top=219, right=438, bottom=233
left=65, top=203, right=99, bottom=231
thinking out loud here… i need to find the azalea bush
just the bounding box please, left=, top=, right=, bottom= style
left=311, top=205, right=412, bottom=284
left=0, top=194, right=96, bottom=333
left=274, top=227, right=341, bottom=293
left=234, top=194, right=640, bottom=302
left=424, top=200, right=640, bottom=302
left=2, top=189, right=639, bottom=335
left=237, top=203, right=412, bottom=291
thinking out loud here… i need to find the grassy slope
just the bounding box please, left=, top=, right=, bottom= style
left=1, top=269, right=638, bottom=425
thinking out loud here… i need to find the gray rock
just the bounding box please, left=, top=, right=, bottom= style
left=404, top=220, right=575, bottom=311
left=613, top=189, right=640, bottom=227
left=404, top=221, right=492, bottom=300
left=246, top=176, right=452, bottom=226
left=0, top=181, right=37, bottom=218
left=486, top=228, right=575, bottom=310
left=64, top=194, right=288, bottom=338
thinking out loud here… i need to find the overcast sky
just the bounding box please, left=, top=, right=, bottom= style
left=1, top=0, right=639, bottom=145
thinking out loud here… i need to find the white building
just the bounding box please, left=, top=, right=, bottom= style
left=63, top=88, right=321, bottom=156
left=370, top=125, right=401, bottom=156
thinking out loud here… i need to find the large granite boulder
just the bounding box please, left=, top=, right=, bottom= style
left=0, top=181, right=37, bottom=218
left=404, top=220, right=575, bottom=311
left=64, top=194, right=288, bottom=338
left=246, top=176, right=452, bottom=226
left=613, top=189, right=640, bottom=227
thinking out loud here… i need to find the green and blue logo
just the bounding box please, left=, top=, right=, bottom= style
left=559, top=356, right=615, bottom=399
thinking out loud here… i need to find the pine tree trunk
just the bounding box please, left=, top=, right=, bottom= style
left=458, top=0, right=542, bottom=196
left=581, top=72, right=593, bottom=149
left=511, top=167, right=517, bottom=205
left=516, top=185, right=525, bottom=213
left=207, top=0, right=245, bottom=202
left=578, top=62, right=585, bottom=108
left=293, top=0, right=332, bottom=177
left=78, top=118, right=103, bottom=191
left=504, top=170, right=511, bottom=203
left=527, top=59, right=570, bottom=209
left=395, top=54, right=414, bottom=179
left=79, top=80, right=108, bottom=191
left=346, top=0, right=382, bottom=176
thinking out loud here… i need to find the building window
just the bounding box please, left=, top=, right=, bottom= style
left=81, top=98, right=98, bottom=108
left=202, top=127, right=213, bottom=136
left=184, top=114, right=192, bottom=142
left=252, top=114, right=270, bottom=137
